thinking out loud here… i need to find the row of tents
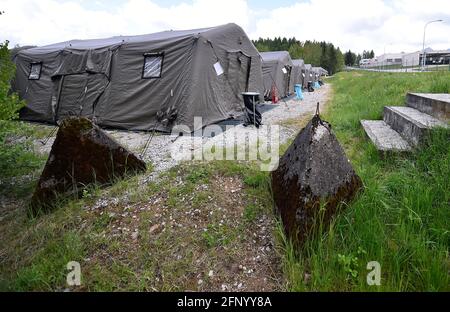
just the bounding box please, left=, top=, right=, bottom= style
left=260, top=51, right=328, bottom=100
left=12, top=23, right=328, bottom=132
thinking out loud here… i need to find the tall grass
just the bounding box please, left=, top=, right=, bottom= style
left=280, top=71, right=450, bottom=291
left=0, top=122, right=47, bottom=197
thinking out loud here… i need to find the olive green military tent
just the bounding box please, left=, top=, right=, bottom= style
left=315, top=67, right=328, bottom=76
left=292, top=59, right=305, bottom=88
left=12, top=23, right=264, bottom=132
left=303, top=64, right=313, bottom=88
left=311, top=67, right=320, bottom=82
left=260, top=51, right=294, bottom=100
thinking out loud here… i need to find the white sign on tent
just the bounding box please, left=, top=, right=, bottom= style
left=281, top=67, right=287, bottom=74
left=214, top=62, right=224, bottom=76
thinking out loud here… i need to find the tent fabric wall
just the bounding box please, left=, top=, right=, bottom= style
left=311, top=67, right=328, bottom=81
left=13, top=23, right=264, bottom=132
left=303, top=64, right=313, bottom=88
left=311, top=67, right=320, bottom=82
left=317, top=67, right=329, bottom=76
left=292, top=59, right=305, bottom=88
left=260, top=51, right=294, bottom=99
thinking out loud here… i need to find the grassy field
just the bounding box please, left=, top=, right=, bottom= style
left=279, top=71, right=449, bottom=291
left=0, top=70, right=449, bottom=291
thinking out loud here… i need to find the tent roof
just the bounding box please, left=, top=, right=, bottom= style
left=19, top=23, right=238, bottom=55
left=319, top=67, right=329, bottom=74
left=312, top=66, right=328, bottom=75
left=304, top=64, right=312, bottom=70
left=292, top=59, right=305, bottom=67
left=259, top=51, right=292, bottom=64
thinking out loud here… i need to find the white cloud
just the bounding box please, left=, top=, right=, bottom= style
left=0, top=0, right=449, bottom=55
left=251, top=0, right=450, bottom=55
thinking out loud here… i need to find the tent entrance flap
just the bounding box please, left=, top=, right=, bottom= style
left=284, top=65, right=292, bottom=96
left=51, top=48, right=113, bottom=121
left=55, top=73, right=108, bottom=120
left=225, top=51, right=252, bottom=100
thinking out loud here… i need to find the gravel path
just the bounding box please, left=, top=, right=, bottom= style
left=33, top=84, right=331, bottom=178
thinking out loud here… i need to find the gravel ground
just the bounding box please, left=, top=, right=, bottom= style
left=33, top=84, right=331, bottom=178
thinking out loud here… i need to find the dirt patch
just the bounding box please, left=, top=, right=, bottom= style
left=75, top=168, right=282, bottom=291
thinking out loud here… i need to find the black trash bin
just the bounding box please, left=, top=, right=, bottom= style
left=241, top=92, right=262, bottom=128
left=307, top=81, right=315, bottom=92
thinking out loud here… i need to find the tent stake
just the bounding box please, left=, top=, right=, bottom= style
left=39, top=125, right=58, bottom=145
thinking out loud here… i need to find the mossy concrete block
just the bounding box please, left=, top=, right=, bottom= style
left=30, top=117, right=146, bottom=215
left=271, top=115, right=362, bottom=246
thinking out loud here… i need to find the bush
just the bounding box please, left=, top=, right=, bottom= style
left=0, top=41, right=44, bottom=197
left=0, top=40, right=25, bottom=121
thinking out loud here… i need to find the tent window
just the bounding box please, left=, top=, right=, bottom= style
left=28, top=62, right=42, bottom=80
left=142, top=53, right=164, bottom=79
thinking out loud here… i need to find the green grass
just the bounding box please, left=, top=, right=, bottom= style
left=424, top=65, right=450, bottom=72
left=0, top=159, right=279, bottom=291
left=279, top=71, right=450, bottom=291
left=0, top=121, right=48, bottom=197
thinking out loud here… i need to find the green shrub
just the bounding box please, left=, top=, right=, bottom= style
left=0, top=40, right=25, bottom=121
left=0, top=41, right=44, bottom=197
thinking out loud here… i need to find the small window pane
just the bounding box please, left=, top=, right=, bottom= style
left=29, top=63, right=42, bottom=80
left=143, top=54, right=163, bottom=78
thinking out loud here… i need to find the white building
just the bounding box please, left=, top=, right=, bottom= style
left=373, top=53, right=404, bottom=67
left=422, top=49, right=450, bottom=65
left=359, top=48, right=450, bottom=68
left=402, top=51, right=421, bottom=67
left=359, top=58, right=374, bottom=66
left=402, top=48, right=450, bottom=67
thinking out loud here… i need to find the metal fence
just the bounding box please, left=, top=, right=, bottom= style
left=349, top=63, right=450, bottom=73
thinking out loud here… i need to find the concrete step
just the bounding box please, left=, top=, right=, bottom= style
left=361, top=120, right=412, bottom=152
left=383, top=106, right=447, bottom=146
left=406, top=93, right=450, bottom=121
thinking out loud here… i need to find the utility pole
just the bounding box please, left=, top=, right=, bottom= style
left=422, top=19, right=443, bottom=71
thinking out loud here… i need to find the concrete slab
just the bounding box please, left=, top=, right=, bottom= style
left=406, top=93, right=450, bottom=121
left=384, top=106, right=447, bottom=146
left=361, top=120, right=412, bottom=152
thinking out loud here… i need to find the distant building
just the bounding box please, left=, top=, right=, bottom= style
left=373, top=53, right=404, bottom=67
left=359, top=58, right=373, bottom=66
left=360, top=48, right=450, bottom=68
left=360, top=53, right=404, bottom=68
left=420, top=50, right=450, bottom=65
left=402, top=51, right=421, bottom=67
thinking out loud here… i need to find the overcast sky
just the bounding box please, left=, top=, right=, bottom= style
left=0, top=0, right=449, bottom=56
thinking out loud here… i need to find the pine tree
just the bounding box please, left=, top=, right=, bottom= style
left=252, top=37, right=346, bottom=73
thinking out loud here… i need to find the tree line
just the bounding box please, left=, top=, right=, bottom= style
left=252, top=37, right=345, bottom=75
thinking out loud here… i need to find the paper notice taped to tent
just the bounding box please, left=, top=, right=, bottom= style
left=281, top=67, right=287, bottom=74
left=214, top=61, right=224, bottom=76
